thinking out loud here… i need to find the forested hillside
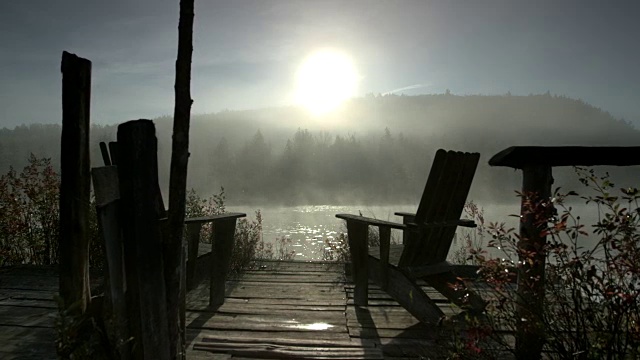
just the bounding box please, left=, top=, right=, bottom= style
left=2, top=93, right=638, bottom=205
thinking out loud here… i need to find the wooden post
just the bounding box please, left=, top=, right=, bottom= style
left=166, top=0, right=195, bottom=358
left=346, top=221, right=369, bottom=306
left=395, top=212, right=415, bottom=245
left=92, top=166, right=130, bottom=359
left=59, top=51, right=92, bottom=314
left=209, top=219, right=237, bottom=308
left=515, top=166, right=552, bottom=359
left=489, top=146, right=640, bottom=359
left=117, top=120, right=170, bottom=360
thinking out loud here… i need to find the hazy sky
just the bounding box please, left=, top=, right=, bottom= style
left=1, top=0, right=639, bottom=128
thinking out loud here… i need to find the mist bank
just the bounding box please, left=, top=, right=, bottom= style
left=1, top=93, right=639, bottom=206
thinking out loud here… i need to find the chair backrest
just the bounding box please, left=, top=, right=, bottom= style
left=99, top=141, right=167, bottom=219
left=398, top=149, right=480, bottom=267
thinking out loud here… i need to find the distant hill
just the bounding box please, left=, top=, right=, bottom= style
left=2, top=93, right=639, bottom=205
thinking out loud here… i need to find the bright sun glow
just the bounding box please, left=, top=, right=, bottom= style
left=294, top=49, right=358, bottom=116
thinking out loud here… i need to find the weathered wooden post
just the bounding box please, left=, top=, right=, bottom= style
left=515, top=165, right=552, bottom=359
left=490, top=146, right=640, bottom=360
left=117, top=120, right=170, bottom=360
left=59, top=51, right=92, bottom=314
left=166, top=0, right=195, bottom=358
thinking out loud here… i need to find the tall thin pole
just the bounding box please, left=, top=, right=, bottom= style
left=166, top=0, right=195, bottom=358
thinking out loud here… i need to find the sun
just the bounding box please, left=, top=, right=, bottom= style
left=294, top=49, right=359, bottom=116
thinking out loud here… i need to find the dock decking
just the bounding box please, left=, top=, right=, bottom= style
left=1, top=261, right=462, bottom=359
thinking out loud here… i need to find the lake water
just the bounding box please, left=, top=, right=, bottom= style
left=228, top=202, right=584, bottom=260
left=231, top=202, right=604, bottom=261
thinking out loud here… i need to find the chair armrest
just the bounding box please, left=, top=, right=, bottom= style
left=183, top=212, right=246, bottom=224
left=335, top=214, right=405, bottom=230
left=395, top=211, right=415, bottom=218
left=395, top=212, right=476, bottom=228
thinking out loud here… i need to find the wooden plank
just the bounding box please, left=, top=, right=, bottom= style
left=0, top=325, right=55, bottom=342
left=59, top=50, right=92, bottom=314
left=432, top=152, right=479, bottom=262
left=188, top=329, right=349, bottom=342
left=489, top=146, right=640, bottom=168
left=226, top=277, right=344, bottom=285
left=185, top=315, right=347, bottom=333
left=117, top=119, right=170, bottom=360
left=0, top=275, right=59, bottom=291
left=92, top=165, right=129, bottom=359
left=188, top=300, right=345, bottom=314
left=196, top=333, right=364, bottom=348
left=0, top=305, right=55, bottom=327
left=0, top=337, right=56, bottom=360
left=0, top=298, right=57, bottom=309
left=193, top=342, right=384, bottom=359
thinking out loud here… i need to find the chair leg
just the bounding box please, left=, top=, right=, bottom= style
left=346, top=221, right=369, bottom=306
left=209, top=219, right=237, bottom=308
left=368, top=257, right=444, bottom=324
left=186, top=223, right=202, bottom=291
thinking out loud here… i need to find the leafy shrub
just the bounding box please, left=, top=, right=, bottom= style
left=448, top=201, right=487, bottom=266
left=184, top=187, right=294, bottom=274
left=0, top=154, right=60, bottom=265
left=0, top=154, right=104, bottom=269
left=452, top=168, right=640, bottom=359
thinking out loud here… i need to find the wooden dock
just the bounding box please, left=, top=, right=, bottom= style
left=1, top=261, right=463, bottom=359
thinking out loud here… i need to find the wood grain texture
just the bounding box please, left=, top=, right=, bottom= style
left=59, top=50, right=92, bottom=314
left=3, top=261, right=481, bottom=359
left=117, top=120, right=170, bottom=360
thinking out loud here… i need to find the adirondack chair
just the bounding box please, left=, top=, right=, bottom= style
left=336, top=149, right=486, bottom=325
left=95, top=140, right=246, bottom=304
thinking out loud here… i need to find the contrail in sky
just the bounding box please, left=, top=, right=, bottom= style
left=382, top=83, right=431, bottom=95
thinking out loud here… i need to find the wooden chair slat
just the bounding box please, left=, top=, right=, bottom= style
left=419, top=151, right=467, bottom=265
left=431, top=153, right=480, bottom=262
left=336, top=148, right=482, bottom=325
